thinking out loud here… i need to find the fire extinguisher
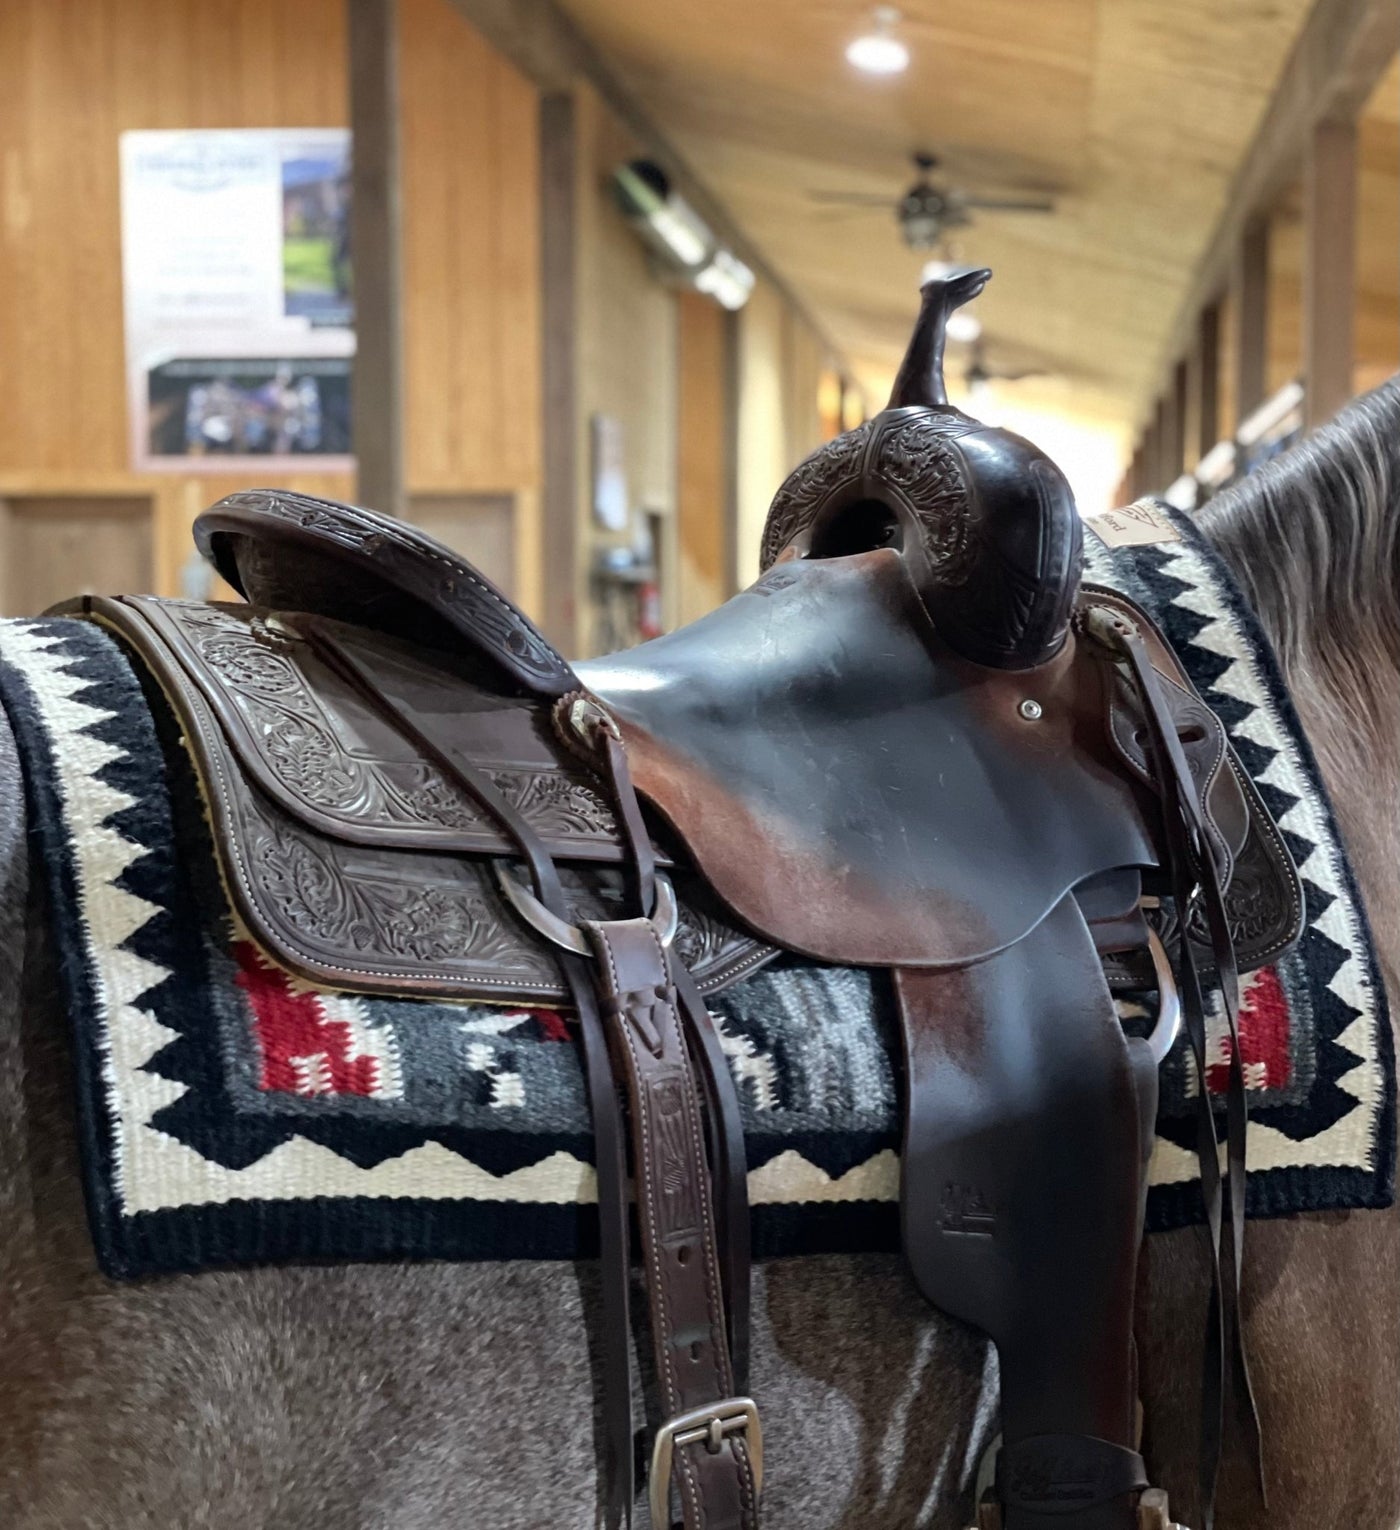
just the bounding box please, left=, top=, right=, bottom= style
left=637, top=578, right=663, bottom=640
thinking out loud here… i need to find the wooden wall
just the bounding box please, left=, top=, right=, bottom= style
left=400, top=0, right=541, bottom=497
left=569, top=81, right=679, bottom=652
left=733, top=278, right=830, bottom=589
left=734, top=281, right=787, bottom=591
left=0, top=0, right=541, bottom=610
left=541, top=82, right=838, bottom=648
left=676, top=292, right=729, bottom=626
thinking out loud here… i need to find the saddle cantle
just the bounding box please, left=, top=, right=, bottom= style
left=62, top=267, right=1304, bottom=1530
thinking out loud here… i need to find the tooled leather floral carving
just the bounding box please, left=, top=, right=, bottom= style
left=759, top=424, right=871, bottom=571
left=758, top=417, right=977, bottom=584
left=488, top=769, right=617, bottom=837
left=252, top=817, right=542, bottom=972
left=215, top=490, right=569, bottom=686
left=870, top=418, right=978, bottom=585
left=170, top=602, right=618, bottom=840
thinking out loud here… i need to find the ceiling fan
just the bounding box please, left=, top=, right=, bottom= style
left=963, top=338, right=1049, bottom=391
left=808, top=152, right=1055, bottom=251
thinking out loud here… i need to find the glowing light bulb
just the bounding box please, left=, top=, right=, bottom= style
left=846, top=7, right=908, bottom=75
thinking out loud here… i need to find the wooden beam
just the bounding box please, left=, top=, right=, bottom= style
left=447, top=0, right=852, bottom=378
left=538, top=91, right=578, bottom=653
left=1158, top=370, right=1186, bottom=488
left=722, top=309, right=741, bottom=601
left=1150, top=403, right=1168, bottom=492
left=1231, top=219, right=1269, bottom=426
left=1303, top=116, right=1359, bottom=427
left=1189, top=302, right=1221, bottom=464
left=348, top=0, right=405, bottom=516
left=1154, top=0, right=1399, bottom=400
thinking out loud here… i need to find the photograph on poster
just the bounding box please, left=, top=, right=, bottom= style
left=282, top=147, right=352, bottom=326
left=145, top=356, right=352, bottom=457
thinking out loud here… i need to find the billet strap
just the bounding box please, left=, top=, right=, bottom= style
left=584, top=917, right=760, bottom=1530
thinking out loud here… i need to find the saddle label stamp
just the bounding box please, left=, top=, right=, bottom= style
left=1085, top=500, right=1182, bottom=547
left=938, top=1182, right=996, bottom=1237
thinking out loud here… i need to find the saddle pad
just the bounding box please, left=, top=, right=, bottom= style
left=0, top=544, right=1390, bottom=1279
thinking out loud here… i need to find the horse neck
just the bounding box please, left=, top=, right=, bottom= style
left=1197, top=407, right=1400, bottom=997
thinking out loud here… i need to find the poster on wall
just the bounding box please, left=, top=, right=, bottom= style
left=120, top=128, right=354, bottom=472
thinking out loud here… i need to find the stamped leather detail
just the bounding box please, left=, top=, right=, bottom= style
left=88, top=595, right=776, bottom=1003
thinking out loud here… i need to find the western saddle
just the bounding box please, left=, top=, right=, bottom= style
left=67, top=268, right=1303, bottom=1530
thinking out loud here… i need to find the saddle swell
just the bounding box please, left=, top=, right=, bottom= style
left=53, top=268, right=1304, bottom=1530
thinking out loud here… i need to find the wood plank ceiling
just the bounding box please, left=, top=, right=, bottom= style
left=556, top=0, right=1321, bottom=436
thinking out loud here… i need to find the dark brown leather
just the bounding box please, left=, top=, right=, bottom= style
left=69, top=595, right=773, bottom=1004
left=895, top=893, right=1154, bottom=1529
left=195, top=490, right=577, bottom=698
left=580, top=550, right=1301, bottom=975
left=759, top=269, right=1082, bottom=671
left=585, top=917, right=758, bottom=1530
left=582, top=549, right=1158, bottom=968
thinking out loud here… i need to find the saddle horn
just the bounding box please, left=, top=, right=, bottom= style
left=760, top=267, right=1082, bottom=670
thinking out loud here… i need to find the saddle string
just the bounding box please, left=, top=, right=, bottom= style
left=1112, top=622, right=1261, bottom=1522
left=298, top=624, right=640, bottom=1529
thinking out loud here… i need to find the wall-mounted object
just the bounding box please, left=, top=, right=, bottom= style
left=120, top=129, right=355, bottom=473
left=612, top=160, right=753, bottom=310
left=591, top=413, right=629, bottom=532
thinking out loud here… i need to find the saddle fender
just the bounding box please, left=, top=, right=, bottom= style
left=895, top=893, right=1157, bottom=1530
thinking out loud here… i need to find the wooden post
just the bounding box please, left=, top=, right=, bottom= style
left=1165, top=360, right=1188, bottom=483
left=539, top=91, right=579, bottom=654
left=348, top=0, right=406, bottom=516
left=1141, top=417, right=1160, bottom=495
left=1303, top=116, right=1358, bottom=427
left=1231, top=219, right=1269, bottom=427
left=1186, top=302, right=1221, bottom=467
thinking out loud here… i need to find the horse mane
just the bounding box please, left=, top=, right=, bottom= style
left=1196, top=376, right=1400, bottom=746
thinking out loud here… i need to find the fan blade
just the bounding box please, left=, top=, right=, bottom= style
left=808, top=206, right=882, bottom=222
left=806, top=190, right=898, bottom=205
left=962, top=195, right=1056, bottom=213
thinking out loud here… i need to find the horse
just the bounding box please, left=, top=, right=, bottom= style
left=2, top=374, right=1398, bottom=1530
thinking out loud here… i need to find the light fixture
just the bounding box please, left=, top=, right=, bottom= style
left=846, top=7, right=909, bottom=76
left=695, top=249, right=755, bottom=310
left=613, top=160, right=714, bottom=270
left=945, top=312, right=982, bottom=345
left=613, top=160, right=753, bottom=309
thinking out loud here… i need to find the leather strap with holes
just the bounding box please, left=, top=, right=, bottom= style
left=583, top=916, right=759, bottom=1530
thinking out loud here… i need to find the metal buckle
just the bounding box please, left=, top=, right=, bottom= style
left=649, top=1397, right=763, bottom=1530
left=494, top=866, right=679, bottom=957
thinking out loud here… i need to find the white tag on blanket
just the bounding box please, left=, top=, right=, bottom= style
left=1085, top=501, right=1182, bottom=547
